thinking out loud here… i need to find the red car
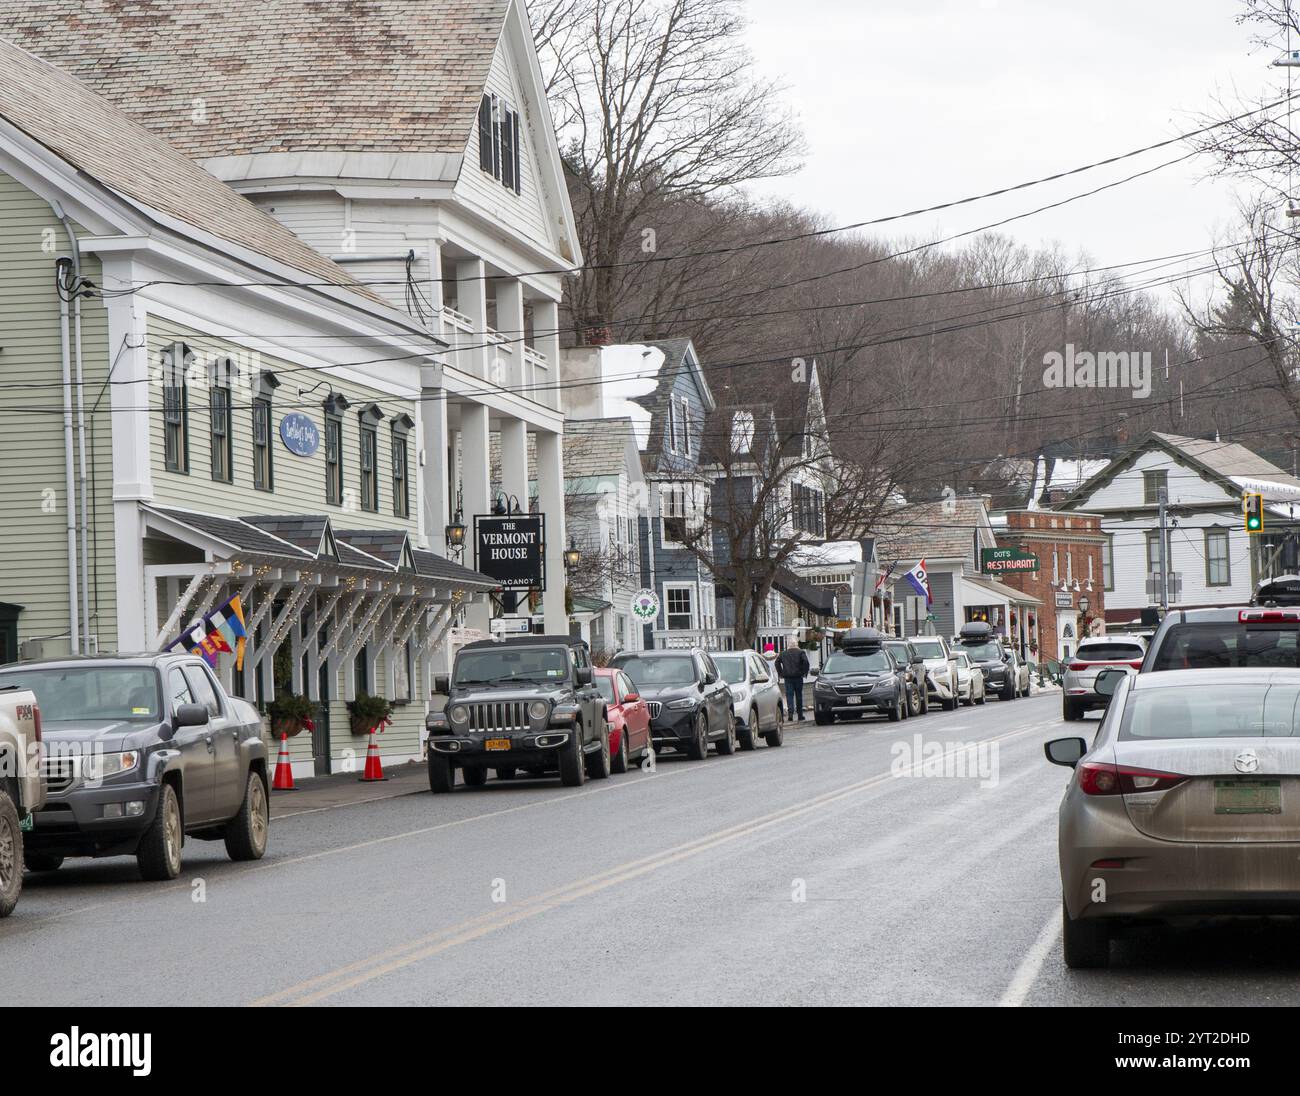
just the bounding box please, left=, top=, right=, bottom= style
left=595, top=667, right=653, bottom=773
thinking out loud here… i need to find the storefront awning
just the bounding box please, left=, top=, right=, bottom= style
left=963, top=574, right=1041, bottom=606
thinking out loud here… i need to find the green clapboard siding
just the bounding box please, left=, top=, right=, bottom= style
left=0, top=172, right=116, bottom=657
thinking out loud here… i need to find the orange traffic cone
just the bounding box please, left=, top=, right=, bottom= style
left=359, top=726, right=387, bottom=782
left=272, top=732, right=295, bottom=791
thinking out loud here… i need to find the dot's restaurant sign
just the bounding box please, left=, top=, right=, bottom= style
left=474, top=515, right=546, bottom=591
left=980, top=546, right=1039, bottom=574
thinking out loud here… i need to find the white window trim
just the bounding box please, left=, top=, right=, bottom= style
left=663, top=583, right=696, bottom=630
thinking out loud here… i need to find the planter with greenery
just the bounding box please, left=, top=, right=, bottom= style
left=348, top=692, right=393, bottom=736
left=267, top=693, right=316, bottom=738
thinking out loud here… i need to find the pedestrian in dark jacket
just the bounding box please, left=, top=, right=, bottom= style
left=775, top=644, right=811, bottom=721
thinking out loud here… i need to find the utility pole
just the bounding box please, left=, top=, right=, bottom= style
left=1157, top=486, right=1170, bottom=612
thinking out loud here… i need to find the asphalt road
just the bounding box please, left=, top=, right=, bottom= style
left=9, top=693, right=1300, bottom=1006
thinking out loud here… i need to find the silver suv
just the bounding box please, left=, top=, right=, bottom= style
left=1062, top=635, right=1146, bottom=720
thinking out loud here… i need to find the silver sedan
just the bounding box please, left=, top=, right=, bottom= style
left=1046, top=668, right=1300, bottom=968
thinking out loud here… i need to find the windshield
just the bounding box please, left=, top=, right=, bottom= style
left=0, top=666, right=160, bottom=721
left=454, top=647, right=569, bottom=685
left=823, top=649, right=891, bottom=673
left=884, top=643, right=910, bottom=663
left=1149, top=624, right=1300, bottom=670
left=910, top=639, right=946, bottom=659
left=616, top=655, right=697, bottom=687
left=713, top=656, right=747, bottom=684
left=1121, top=684, right=1300, bottom=739
left=961, top=641, right=1004, bottom=662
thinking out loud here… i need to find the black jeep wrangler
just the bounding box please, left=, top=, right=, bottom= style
left=427, top=635, right=610, bottom=791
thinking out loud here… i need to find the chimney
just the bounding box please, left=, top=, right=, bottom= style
left=583, top=323, right=614, bottom=347
left=1115, top=414, right=1130, bottom=447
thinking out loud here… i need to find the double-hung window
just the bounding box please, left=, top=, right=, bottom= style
left=1205, top=527, right=1231, bottom=586
left=251, top=371, right=278, bottom=493
left=391, top=414, right=413, bottom=519
left=666, top=587, right=693, bottom=630
left=478, top=94, right=522, bottom=194
left=162, top=342, right=190, bottom=473
left=323, top=392, right=349, bottom=506
left=210, top=383, right=232, bottom=483
left=358, top=403, right=384, bottom=513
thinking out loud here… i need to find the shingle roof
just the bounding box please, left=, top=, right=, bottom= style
left=564, top=419, right=636, bottom=478
left=874, top=497, right=991, bottom=564
left=1152, top=432, right=1300, bottom=494
left=242, top=515, right=331, bottom=555
left=0, top=35, right=384, bottom=303
left=4, top=0, right=507, bottom=159
left=336, top=529, right=410, bottom=569
left=411, top=548, right=498, bottom=589
left=149, top=507, right=315, bottom=558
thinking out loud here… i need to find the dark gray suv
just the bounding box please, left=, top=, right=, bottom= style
left=608, top=649, right=736, bottom=759
left=0, top=654, right=270, bottom=881
left=428, top=635, right=610, bottom=790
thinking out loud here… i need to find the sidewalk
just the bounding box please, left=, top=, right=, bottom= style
left=269, top=760, right=428, bottom=819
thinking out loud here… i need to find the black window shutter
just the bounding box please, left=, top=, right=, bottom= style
left=500, top=102, right=515, bottom=190
left=478, top=96, right=494, bottom=172
left=511, top=111, right=522, bottom=194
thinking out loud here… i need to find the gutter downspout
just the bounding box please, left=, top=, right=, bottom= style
left=53, top=253, right=80, bottom=656
left=52, top=202, right=90, bottom=653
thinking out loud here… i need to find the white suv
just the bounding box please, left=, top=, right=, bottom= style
left=908, top=635, right=961, bottom=711
left=1062, top=635, right=1146, bottom=720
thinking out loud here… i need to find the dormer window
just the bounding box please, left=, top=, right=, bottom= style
left=478, top=94, right=522, bottom=195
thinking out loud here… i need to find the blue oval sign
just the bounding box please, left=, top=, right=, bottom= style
left=279, top=412, right=320, bottom=457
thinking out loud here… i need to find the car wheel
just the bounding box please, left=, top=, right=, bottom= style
left=137, top=782, right=183, bottom=882
left=763, top=713, right=785, bottom=747
left=907, top=684, right=922, bottom=718
left=586, top=721, right=612, bottom=780
left=0, top=788, right=21, bottom=918
left=463, top=766, right=488, bottom=788
left=1062, top=699, right=1082, bottom=722
left=716, top=709, right=738, bottom=755
left=920, top=687, right=930, bottom=715
left=224, top=769, right=270, bottom=862
left=975, top=687, right=986, bottom=705
left=496, top=766, right=517, bottom=780
left=1002, top=682, right=1015, bottom=702
left=687, top=713, right=709, bottom=760
left=1062, top=898, right=1110, bottom=969
left=428, top=752, right=455, bottom=793
left=814, top=708, right=832, bottom=726
left=559, top=724, right=587, bottom=786
left=611, top=730, right=629, bottom=774
left=888, top=692, right=903, bottom=722
left=24, top=852, right=63, bottom=872
left=738, top=709, right=757, bottom=751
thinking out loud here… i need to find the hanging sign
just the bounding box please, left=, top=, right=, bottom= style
left=279, top=412, right=320, bottom=457
left=474, top=515, right=545, bottom=590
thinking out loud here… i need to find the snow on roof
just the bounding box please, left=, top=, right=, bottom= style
left=594, top=344, right=666, bottom=451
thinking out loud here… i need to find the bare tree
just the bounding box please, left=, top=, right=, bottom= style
left=532, top=0, right=804, bottom=332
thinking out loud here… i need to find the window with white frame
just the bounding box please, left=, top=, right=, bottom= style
left=666, top=587, right=693, bottom=630
left=1205, top=527, right=1231, bottom=587
left=1103, top=533, right=1114, bottom=590
left=661, top=483, right=688, bottom=544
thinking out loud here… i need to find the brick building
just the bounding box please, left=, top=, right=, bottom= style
left=992, top=511, right=1107, bottom=664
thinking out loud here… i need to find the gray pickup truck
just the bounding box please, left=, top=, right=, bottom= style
left=0, top=683, right=44, bottom=917
left=0, top=654, right=270, bottom=881
left=427, top=634, right=610, bottom=790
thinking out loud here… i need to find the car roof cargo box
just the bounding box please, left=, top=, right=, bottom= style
left=461, top=634, right=590, bottom=652
left=957, top=621, right=994, bottom=642
left=1254, top=575, right=1300, bottom=607
left=839, top=626, right=887, bottom=650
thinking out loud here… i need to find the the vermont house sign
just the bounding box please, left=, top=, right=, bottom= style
left=474, top=515, right=545, bottom=591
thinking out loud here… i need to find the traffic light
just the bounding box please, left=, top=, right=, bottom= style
left=1245, top=492, right=1264, bottom=534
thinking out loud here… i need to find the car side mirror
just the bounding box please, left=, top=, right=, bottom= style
left=174, top=702, right=209, bottom=729
left=1094, top=667, right=1125, bottom=697
left=575, top=666, right=593, bottom=686
left=1044, top=737, right=1087, bottom=768
left=911, top=655, right=925, bottom=665
left=433, top=673, right=450, bottom=695
left=704, top=670, right=717, bottom=685
left=624, top=691, right=640, bottom=704
left=947, top=653, right=959, bottom=661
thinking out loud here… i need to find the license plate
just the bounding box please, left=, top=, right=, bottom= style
left=484, top=739, right=511, bottom=752
left=1214, top=779, right=1282, bottom=815
left=18, top=813, right=32, bottom=833
left=846, top=695, right=862, bottom=705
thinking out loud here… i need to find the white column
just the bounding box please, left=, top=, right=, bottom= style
left=495, top=278, right=526, bottom=393
left=420, top=370, right=449, bottom=554
left=533, top=298, right=561, bottom=410
left=426, top=237, right=446, bottom=326
left=455, top=257, right=488, bottom=379
left=499, top=418, right=528, bottom=507
left=536, top=429, right=567, bottom=635
left=103, top=266, right=153, bottom=652
left=461, top=403, right=492, bottom=633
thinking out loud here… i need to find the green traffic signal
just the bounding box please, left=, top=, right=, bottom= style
left=1245, top=492, right=1264, bottom=533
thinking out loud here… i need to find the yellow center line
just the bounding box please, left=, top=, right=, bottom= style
left=253, top=720, right=1045, bottom=1007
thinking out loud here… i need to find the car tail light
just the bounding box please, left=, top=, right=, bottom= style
left=1078, top=762, right=1187, bottom=796
left=1091, top=858, right=1125, bottom=869
left=1068, top=659, right=1143, bottom=671
left=1240, top=609, right=1300, bottom=623
left=31, top=703, right=41, bottom=743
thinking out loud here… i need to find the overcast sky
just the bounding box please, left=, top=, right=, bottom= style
left=742, top=0, right=1279, bottom=293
